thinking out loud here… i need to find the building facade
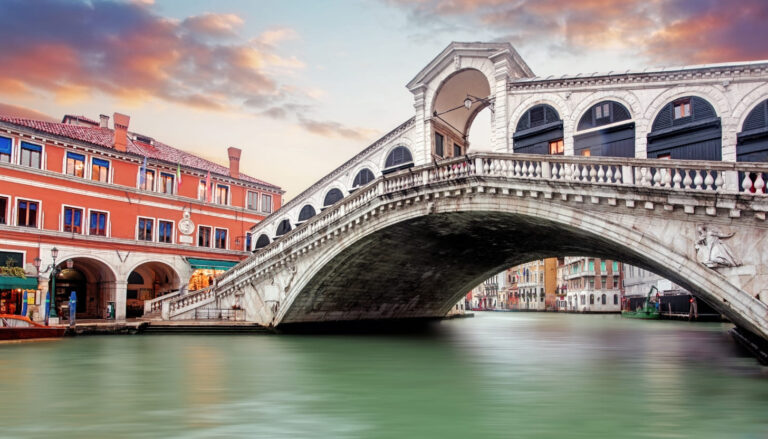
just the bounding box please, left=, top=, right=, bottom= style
left=0, top=112, right=282, bottom=322
left=564, top=257, right=623, bottom=312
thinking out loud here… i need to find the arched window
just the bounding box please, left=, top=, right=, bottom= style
left=613, top=294, right=618, bottom=305
left=254, top=234, right=270, bottom=250
left=647, top=96, right=721, bottom=160
left=737, top=99, right=768, bottom=162
left=275, top=219, right=292, bottom=236
left=298, top=204, right=316, bottom=222
left=737, top=99, right=768, bottom=192
left=352, top=168, right=375, bottom=188
left=589, top=294, right=595, bottom=305
left=128, top=271, right=144, bottom=285
left=575, top=101, right=634, bottom=157
left=323, top=188, right=344, bottom=207
left=513, top=104, right=563, bottom=155
left=383, top=146, right=413, bottom=174
left=601, top=294, right=606, bottom=305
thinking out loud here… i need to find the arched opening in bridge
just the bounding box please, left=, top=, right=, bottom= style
left=647, top=96, right=721, bottom=160
left=513, top=104, right=564, bottom=155
left=129, top=261, right=181, bottom=318
left=297, top=204, right=317, bottom=224
left=351, top=168, right=375, bottom=191
left=574, top=101, right=634, bottom=157
left=737, top=98, right=768, bottom=193
left=52, top=257, right=116, bottom=320
left=276, top=219, right=292, bottom=237
left=431, top=68, right=492, bottom=158
left=383, top=146, right=414, bottom=174
left=255, top=233, right=270, bottom=250
left=323, top=188, right=344, bottom=209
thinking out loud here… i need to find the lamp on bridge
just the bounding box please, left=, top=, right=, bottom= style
left=463, top=94, right=494, bottom=111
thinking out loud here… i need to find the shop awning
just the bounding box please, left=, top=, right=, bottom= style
left=0, top=276, right=39, bottom=289
left=186, top=258, right=238, bottom=271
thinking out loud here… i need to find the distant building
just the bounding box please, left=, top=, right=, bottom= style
left=564, top=257, right=622, bottom=312
left=623, top=264, right=688, bottom=297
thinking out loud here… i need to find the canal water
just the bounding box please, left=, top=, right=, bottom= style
left=1, top=313, right=768, bottom=438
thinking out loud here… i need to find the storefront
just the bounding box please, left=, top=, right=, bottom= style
left=0, top=276, right=38, bottom=315
left=187, top=258, right=238, bottom=291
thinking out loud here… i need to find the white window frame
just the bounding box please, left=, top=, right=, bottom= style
left=197, top=179, right=207, bottom=201
left=197, top=224, right=213, bottom=248
left=87, top=208, right=110, bottom=238
left=14, top=196, right=42, bottom=229
left=157, top=218, right=175, bottom=244
left=0, top=247, right=26, bottom=268
left=136, top=216, right=156, bottom=242
left=18, top=140, right=44, bottom=169
left=63, top=150, right=87, bottom=179
left=246, top=190, right=259, bottom=210
left=215, top=183, right=230, bottom=205
left=261, top=193, right=273, bottom=214
left=213, top=227, right=229, bottom=250
left=90, top=156, right=112, bottom=184
left=60, top=204, right=86, bottom=235
left=158, top=171, right=176, bottom=195
left=0, top=192, right=10, bottom=226
left=139, top=168, right=157, bottom=191
left=0, top=135, right=12, bottom=164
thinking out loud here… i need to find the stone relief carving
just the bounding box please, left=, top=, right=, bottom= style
left=695, top=225, right=741, bottom=268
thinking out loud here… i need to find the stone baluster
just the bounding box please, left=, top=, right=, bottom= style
left=704, top=171, right=714, bottom=191
left=693, top=170, right=704, bottom=190
left=589, top=165, right=597, bottom=183
left=565, top=163, right=573, bottom=181
left=652, top=168, right=661, bottom=187
left=528, top=161, right=536, bottom=178
left=534, top=161, right=542, bottom=178
left=580, top=164, right=588, bottom=181
left=741, top=172, right=753, bottom=192
left=597, top=165, right=605, bottom=183
left=514, top=161, right=522, bottom=177
left=713, top=171, right=723, bottom=191
left=755, top=173, right=766, bottom=193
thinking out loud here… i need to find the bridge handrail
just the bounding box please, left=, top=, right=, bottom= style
left=144, top=290, right=183, bottom=314
left=218, top=152, right=768, bottom=291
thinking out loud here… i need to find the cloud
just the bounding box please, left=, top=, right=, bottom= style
left=298, top=117, right=378, bottom=141
left=0, top=102, right=56, bottom=121
left=385, top=0, right=768, bottom=65
left=0, top=0, right=299, bottom=112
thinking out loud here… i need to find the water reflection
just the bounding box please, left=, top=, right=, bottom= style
left=1, top=313, right=767, bottom=438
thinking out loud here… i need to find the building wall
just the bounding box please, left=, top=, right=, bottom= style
left=564, top=257, right=622, bottom=313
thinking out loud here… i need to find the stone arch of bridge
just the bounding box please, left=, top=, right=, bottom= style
left=274, top=194, right=765, bottom=338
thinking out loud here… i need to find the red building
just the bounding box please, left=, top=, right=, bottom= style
left=0, top=112, right=283, bottom=322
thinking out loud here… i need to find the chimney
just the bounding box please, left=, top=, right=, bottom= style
left=227, top=147, right=241, bottom=179
left=113, top=112, right=130, bottom=152
left=99, top=114, right=109, bottom=128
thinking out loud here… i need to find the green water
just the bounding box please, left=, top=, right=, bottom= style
left=1, top=313, right=768, bottom=438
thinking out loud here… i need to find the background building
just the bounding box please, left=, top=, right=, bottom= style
left=564, top=257, right=622, bottom=312
left=0, top=112, right=282, bottom=322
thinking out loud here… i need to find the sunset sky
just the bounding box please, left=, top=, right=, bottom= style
left=2, top=0, right=767, bottom=199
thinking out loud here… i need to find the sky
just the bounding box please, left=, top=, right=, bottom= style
left=1, top=0, right=767, bottom=200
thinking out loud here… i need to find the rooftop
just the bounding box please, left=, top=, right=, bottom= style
left=0, top=114, right=281, bottom=191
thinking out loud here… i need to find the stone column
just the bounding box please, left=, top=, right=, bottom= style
left=115, top=280, right=128, bottom=322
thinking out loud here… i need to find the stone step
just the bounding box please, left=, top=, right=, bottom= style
left=143, top=322, right=271, bottom=334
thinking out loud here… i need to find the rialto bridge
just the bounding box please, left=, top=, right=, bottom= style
left=149, top=42, right=768, bottom=339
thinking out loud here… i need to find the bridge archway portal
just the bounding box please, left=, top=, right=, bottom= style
left=431, top=68, right=492, bottom=158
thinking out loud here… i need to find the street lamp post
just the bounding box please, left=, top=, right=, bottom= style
left=33, top=247, right=60, bottom=326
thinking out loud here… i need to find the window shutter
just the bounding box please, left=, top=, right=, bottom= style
left=743, top=101, right=767, bottom=131
left=652, top=104, right=673, bottom=131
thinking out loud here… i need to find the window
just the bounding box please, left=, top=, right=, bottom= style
left=262, top=194, right=272, bottom=213
left=91, top=158, right=109, bottom=182
left=454, top=144, right=462, bottom=157
left=674, top=99, right=691, bottom=119
left=589, top=294, right=595, bottom=305
left=435, top=133, right=444, bottom=157
left=214, top=228, right=227, bottom=249
left=612, top=261, right=618, bottom=272
left=588, top=260, right=595, bottom=271
left=245, top=233, right=252, bottom=251
left=0, top=136, right=11, bottom=162
left=63, top=207, right=83, bottom=233
left=384, top=146, right=413, bottom=170
left=142, top=169, right=155, bottom=191
left=581, top=149, right=591, bottom=157
left=138, top=218, right=153, bottom=241
left=657, top=153, right=671, bottom=159
left=601, top=294, right=607, bottom=305
left=159, top=173, right=174, bottom=194
left=323, top=188, right=344, bottom=207
left=20, top=142, right=41, bottom=168
left=595, top=102, right=610, bottom=120
left=89, top=210, right=107, bottom=236
left=600, top=261, right=606, bottom=272
left=352, top=169, right=375, bottom=188
left=158, top=220, right=173, bottom=243
left=215, top=184, right=228, bottom=204
left=198, top=226, right=211, bottom=247
left=0, top=197, right=6, bottom=224
left=17, top=199, right=38, bottom=227
left=66, top=152, right=85, bottom=177
left=247, top=191, right=259, bottom=210
left=614, top=294, right=618, bottom=305
left=198, top=180, right=207, bottom=201
left=548, top=139, right=564, bottom=155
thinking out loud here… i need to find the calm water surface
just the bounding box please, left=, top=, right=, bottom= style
left=1, top=313, right=768, bottom=438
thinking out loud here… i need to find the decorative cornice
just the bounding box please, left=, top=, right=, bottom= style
left=508, top=61, right=768, bottom=91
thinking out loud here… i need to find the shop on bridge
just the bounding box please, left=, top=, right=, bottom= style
left=187, top=258, right=238, bottom=292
